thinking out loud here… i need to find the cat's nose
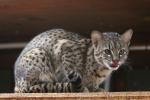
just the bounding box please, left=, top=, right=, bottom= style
left=113, top=60, right=119, bottom=64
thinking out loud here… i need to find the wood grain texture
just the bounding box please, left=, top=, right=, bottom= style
left=0, top=0, right=149, bottom=43
left=0, top=92, right=150, bottom=100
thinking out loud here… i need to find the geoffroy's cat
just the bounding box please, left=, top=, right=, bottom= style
left=14, top=29, right=133, bottom=93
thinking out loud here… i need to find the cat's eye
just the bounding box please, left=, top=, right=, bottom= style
left=104, top=49, right=111, bottom=55
left=119, top=49, right=126, bottom=56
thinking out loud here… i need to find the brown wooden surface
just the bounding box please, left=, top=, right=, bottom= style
left=0, top=0, right=149, bottom=44
left=0, top=92, right=150, bottom=100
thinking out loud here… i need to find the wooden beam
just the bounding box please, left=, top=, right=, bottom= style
left=0, top=92, right=150, bottom=100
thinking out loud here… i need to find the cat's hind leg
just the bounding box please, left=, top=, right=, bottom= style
left=14, top=48, right=55, bottom=93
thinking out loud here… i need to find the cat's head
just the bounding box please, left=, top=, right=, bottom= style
left=91, top=29, right=133, bottom=70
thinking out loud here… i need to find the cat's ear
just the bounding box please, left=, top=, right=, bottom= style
left=121, top=29, right=133, bottom=44
left=91, top=30, right=103, bottom=48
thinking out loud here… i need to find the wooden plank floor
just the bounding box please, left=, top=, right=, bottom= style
left=0, top=92, right=150, bottom=100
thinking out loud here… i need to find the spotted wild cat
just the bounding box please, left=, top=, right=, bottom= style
left=14, top=29, right=133, bottom=93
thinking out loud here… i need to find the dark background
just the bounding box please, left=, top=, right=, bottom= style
left=0, top=0, right=150, bottom=92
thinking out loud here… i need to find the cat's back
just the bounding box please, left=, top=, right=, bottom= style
left=15, top=29, right=86, bottom=66
left=20, top=29, right=84, bottom=55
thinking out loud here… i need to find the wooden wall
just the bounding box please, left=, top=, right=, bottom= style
left=0, top=0, right=150, bottom=43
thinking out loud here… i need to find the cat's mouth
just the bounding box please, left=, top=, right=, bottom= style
left=103, top=61, right=120, bottom=70
left=110, top=61, right=119, bottom=68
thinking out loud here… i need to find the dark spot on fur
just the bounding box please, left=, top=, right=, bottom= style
left=32, top=57, right=35, bottom=60
left=49, top=36, right=52, bottom=38
left=36, top=59, right=39, bottom=63
left=57, top=52, right=60, bottom=55
left=50, top=49, right=53, bottom=52
left=40, top=52, right=44, bottom=55
left=55, top=46, right=58, bottom=49
left=42, top=57, right=45, bottom=62
left=58, top=36, right=61, bottom=38
left=34, top=64, right=36, bottom=66
left=35, top=53, right=38, bottom=55
left=29, top=63, right=32, bottom=66
left=46, top=62, right=49, bottom=67
left=88, top=58, right=91, bottom=62
left=45, top=39, right=48, bottom=41
left=53, top=34, right=57, bottom=36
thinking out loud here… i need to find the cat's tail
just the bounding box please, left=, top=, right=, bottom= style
left=28, top=76, right=83, bottom=93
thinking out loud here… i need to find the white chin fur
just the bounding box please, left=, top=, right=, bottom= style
left=113, top=66, right=120, bottom=70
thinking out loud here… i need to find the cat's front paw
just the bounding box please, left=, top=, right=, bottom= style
left=83, top=87, right=90, bottom=93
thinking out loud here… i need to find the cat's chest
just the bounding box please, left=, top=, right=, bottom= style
left=85, top=67, right=112, bottom=88
left=94, top=67, right=112, bottom=78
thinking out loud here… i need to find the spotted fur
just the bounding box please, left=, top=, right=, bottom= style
left=14, top=29, right=133, bottom=93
